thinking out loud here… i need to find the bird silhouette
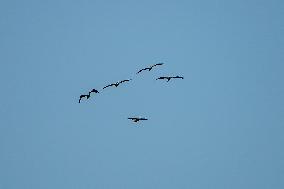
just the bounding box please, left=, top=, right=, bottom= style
left=103, top=79, right=132, bottom=89
left=79, top=94, right=90, bottom=103
left=156, top=75, right=184, bottom=82
left=136, top=63, right=164, bottom=74
left=128, top=117, right=148, bottom=122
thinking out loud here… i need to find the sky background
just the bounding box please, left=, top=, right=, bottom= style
left=0, top=0, right=283, bottom=188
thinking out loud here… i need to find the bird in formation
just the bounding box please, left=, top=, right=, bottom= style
left=136, top=63, right=164, bottom=74
left=156, top=76, right=184, bottom=82
left=103, top=79, right=132, bottom=89
left=78, top=62, right=184, bottom=124
left=128, top=117, right=148, bottom=123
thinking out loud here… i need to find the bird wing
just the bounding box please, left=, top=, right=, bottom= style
left=103, top=84, right=115, bottom=89
left=119, top=79, right=130, bottom=84
left=157, top=77, right=168, bottom=80
left=140, top=118, right=148, bottom=120
left=79, top=95, right=85, bottom=103
left=136, top=68, right=148, bottom=74
left=151, top=63, right=164, bottom=68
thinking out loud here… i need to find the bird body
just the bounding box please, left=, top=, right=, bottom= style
left=128, top=117, right=148, bottom=122
left=156, top=75, right=184, bottom=82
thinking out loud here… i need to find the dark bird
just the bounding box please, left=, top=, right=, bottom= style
left=128, top=117, right=148, bottom=123
left=103, top=79, right=132, bottom=89
left=79, top=94, right=90, bottom=103
left=156, top=75, right=184, bottom=82
left=136, top=63, right=164, bottom=74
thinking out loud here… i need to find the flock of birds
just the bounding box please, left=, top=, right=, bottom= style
left=78, top=63, right=183, bottom=123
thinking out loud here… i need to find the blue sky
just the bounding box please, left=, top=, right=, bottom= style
left=0, top=0, right=283, bottom=188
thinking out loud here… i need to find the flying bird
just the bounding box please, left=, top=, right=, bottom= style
left=79, top=94, right=90, bottom=103
left=136, top=63, right=164, bottom=74
left=156, top=75, right=184, bottom=82
left=128, top=117, right=148, bottom=123
left=103, top=79, right=132, bottom=89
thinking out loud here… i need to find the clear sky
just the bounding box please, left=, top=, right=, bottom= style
left=0, top=0, right=283, bottom=188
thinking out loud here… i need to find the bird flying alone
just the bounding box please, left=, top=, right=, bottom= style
left=79, top=94, right=90, bottom=103
left=128, top=117, right=148, bottom=123
left=156, top=75, right=184, bottom=82
left=136, top=62, right=164, bottom=74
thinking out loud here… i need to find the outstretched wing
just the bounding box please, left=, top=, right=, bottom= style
left=103, top=83, right=115, bottom=89
left=78, top=95, right=85, bottom=103
left=136, top=68, right=148, bottom=74
left=151, top=63, right=164, bottom=68
left=119, top=79, right=131, bottom=84
left=139, top=118, right=148, bottom=121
